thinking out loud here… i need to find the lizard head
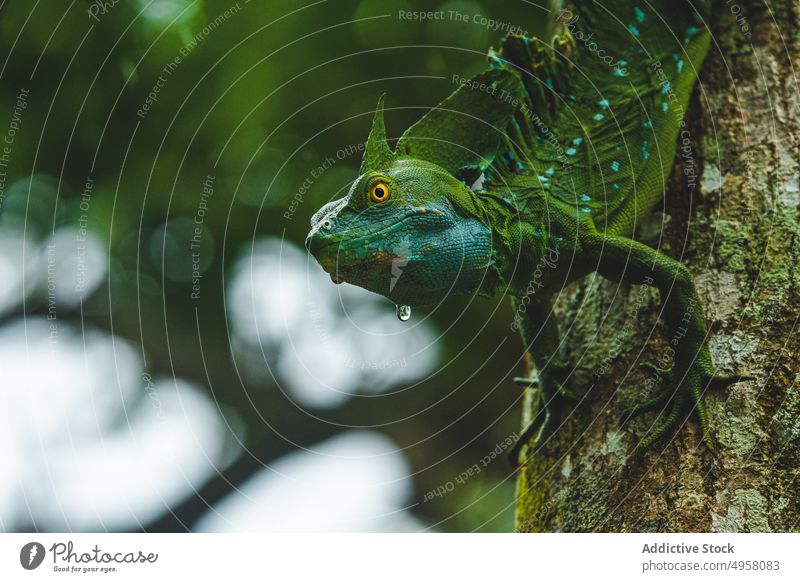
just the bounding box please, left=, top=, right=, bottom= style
left=305, top=159, right=497, bottom=307
left=306, top=94, right=505, bottom=307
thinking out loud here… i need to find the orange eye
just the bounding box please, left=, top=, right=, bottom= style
left=369, top=181, right=391, bottom=203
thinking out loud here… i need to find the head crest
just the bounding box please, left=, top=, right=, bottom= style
left=395, top=69, right=525, bottom=175
left=359, top=94, right=396, bottom=174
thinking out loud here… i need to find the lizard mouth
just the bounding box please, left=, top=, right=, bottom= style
left=309, top=206, right=450, bottom=257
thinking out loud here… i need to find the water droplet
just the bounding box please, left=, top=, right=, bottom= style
left=396, top=304, right=411, bottom=321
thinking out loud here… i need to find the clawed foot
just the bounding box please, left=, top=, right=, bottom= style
left=508, top=368, right=574, bottom=466
left=620, top=361, right=751, bottom=451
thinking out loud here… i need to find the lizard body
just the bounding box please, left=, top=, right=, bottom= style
left=306, top=0, right=743, bottom=464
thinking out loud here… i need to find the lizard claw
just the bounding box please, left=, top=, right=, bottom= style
left=509, top=406, right=559, bottom=467
left=707, top=371, right=753, bottom=390
left=509, top=372, right=572, bottom=466
left=638, top=361, right=671, bottom=377
left=618, top=361, right=675, bottom=428
left=513, top=374, right=539, bottom=388
left=624, top=360, right=750, bottom=451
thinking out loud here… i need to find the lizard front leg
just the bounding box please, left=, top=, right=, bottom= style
left=508, top=297, right=573, bottom=465
left=584, top=231, right=745, bottom=450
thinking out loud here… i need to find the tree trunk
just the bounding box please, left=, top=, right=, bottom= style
left=515, top=0, right=800, bottom=532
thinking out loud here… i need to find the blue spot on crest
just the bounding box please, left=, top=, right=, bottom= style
left=572, top=137, right=584, bottom=146
left=610, top=160, right=621, bottom=172
left=580, top=206, right=592, bottom=214
left=579, top=193, right=591, bottom=203
left=643, top=120, right=653, bottom=129
left=593, top=113, right=605, bottom=121
left=628, top=24, right=640, bottom=37
left=545, top=166, right=555, bottom=175
left=635, top=7, right=646, bottom=23
left=566, top=147, right=577, bottom=156
left=598, top=99, right=610, bottom=109
left=661, top=101, right=669, bottom=112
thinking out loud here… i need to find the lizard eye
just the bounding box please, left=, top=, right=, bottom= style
left=369, top=181, right=391, bottom=203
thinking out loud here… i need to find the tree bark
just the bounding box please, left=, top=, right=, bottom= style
left=515, top=0, right=800, bottom=532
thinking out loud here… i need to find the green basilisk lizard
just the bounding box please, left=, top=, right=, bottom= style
left=306, top=0, right=745, bottom=464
